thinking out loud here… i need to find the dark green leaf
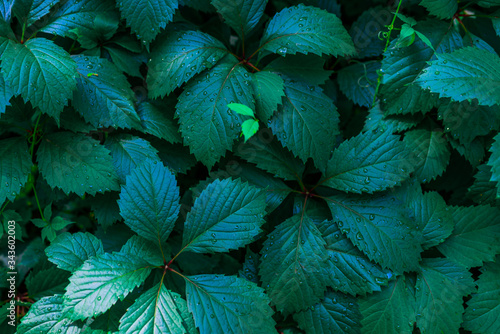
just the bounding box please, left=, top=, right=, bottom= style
left=0, top=137, right=31, bottom=206
left=337, top=61, right=379, bottom=107
left=251, top=71, right=285, bottom=122
left=137, top=98, right=182, bottom=143
left=211, top=0, right=267, bottom=39
left=420, top=0, right=458, bottom=20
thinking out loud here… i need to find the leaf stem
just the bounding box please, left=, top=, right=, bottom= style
left=21, top=22, right=26, bottom=43
left=29, top=113, right=42, bottom=159
left=0, top=200, right=10, bottom=217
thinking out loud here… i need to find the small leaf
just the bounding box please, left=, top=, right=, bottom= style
left=227, top=103, right=254, bottom=117
left=241, top=119, right=259, bottom=142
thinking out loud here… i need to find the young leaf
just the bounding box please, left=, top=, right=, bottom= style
left=37, top=132, right=120, bottom=197
left=260, top=214, right=331, bottom=314
left=395, top=24, right=416, bottom=48
left=181, top=178, right=266, bottom=253
left=259, top=4, right=355, bottom=57
left=227, top=103, right=254, bottom=117
left=211, top=0, right=267, bottom=39
left=117, top=0, right=179, bottom=43
left=241, top=119, right=259, bottom=142
left=251, top=71, right=285, bottom=122
left=63, top=252, right=153, bottom=320
left=1, top=38, right=77, bottom=122
left=118, top=159, right=180, bottom=244
left=184, top=274, right=276, bottom=334
left=417, top=47, right=500, bottom=107
left=45, top=232, right=104, bottom=272
left=119, top=282, right=197, bottom=334
left=0, top=137, right=32, bottom=206
left=147, top=30, right=228, bottom=98
left=323, top=130, right=413, bottom=194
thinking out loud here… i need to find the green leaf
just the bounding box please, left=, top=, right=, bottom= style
left=269, top=78, right=339, bottom=169
left=259, top=4, right=354, bottom=57
left=395, top=24, right=416, bottom=49
left=238, top=248, right=260, bottom=283
left=63, top=252, right=152, bottom=320
left=184, top=274, right=276, bottom=334
left=359, top=277, right=415, bottom=334
left=176, top=58, right=254, bottom=168
left=118, top=159, right=180, bottom=243
left=120, top=235, right=165, bottom=266
left=323, top=130, right=413, bottom=194
left=32, top=216, right=73, bottom=242
left=403, top=129, right=451, bottom=182
left=17, top=295, right=80, bottom=334
left=260, top=214, right=331, bottom=314
left=318, top=219, right=392, bottom=296
left=0, top=137, right=31, bottom=206
left=463, top=256, right=500, bottom=334
left=437, top=205, right=500, bottom=268
left=45, top=232, right=105, bottom=272
left=488, top=132, right=500, bottom=198
left=326, top=193, right=423, bottom=273
left=417, top=47, right=500, bottom=107
left=293, top=291, right=362, bottom=334
left=89, top=192, right=122, bottom=228
left=26, top=266, right=71, bottom=300
left=241, top=119, right=259, bottom=142
left=419, top=0, right=457, bottom=19
left=147, top=30, right=228, bottom=98
left=0, top=72, right=13, bottom=114
left=337, top=61, right=380, bottom=107
left=349, top=6, right=391, bottom=59
left=72, top=55, right=142, bottom=130
left=137, top=98, right=182, bottom=143
left=1, top=38, right=77, bottom=122
left=12, top=0, right=56, bottom=27
left=468, top=164, right=498, bottom=205
left=103, top=44, right=143, bottom=78
left=265, top=54, right=332, bottom=86
left=228, top=103, right=254, bottom=117
left=211, top=0, right=267, bottom=39
left=37, top=132, right=120, bottom=197
left=119, top=282, right=197, bottom=334
left=117, top=0, right=179, bottom=43
left=415, top=258, right=475, bottom=334
left=251, top=71, right=285, bottom=122
left=182, top=178, right=266, bottom=253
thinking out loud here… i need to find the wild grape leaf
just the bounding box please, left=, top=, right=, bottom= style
left=25, top=266, right=71, bottom=299
left=318, top=220, right=392, bottom=296
left=325, top=193, right=423, bottom=273
left=415, top=258, right=475, bottom=334
left=12, top=0, right=56, bottom=27
left=0, top=137, right=31, bottom=206
left=211, top=0, right=267, bottom=39
left=119, top=282, right=197, bottom=334
left=238, top=248, right=260, bottom=283
left=380, top=20, right=462, bottom=115
left=17, top=295, right=80, bottom=334
left=359, top=277, right=415, bottom=334
left=103, top=44, right=143, bottom=78
left=403, top=129, right=450, bottom=182
left=463, top=256, right=500, bottom=334
left=182, top=178, right=266, bottom=253
left=105, top=134, right=160, bottom=183
left=0, top=0, right=13, bottom=22
left=323, top=130, right=413, bottom=194
left=90, top=298, right=129, bottom=333
left=152, top=139, right=197, bottom=175
left=147, top=30, right=228, bottom=98
left=88, top=192, right=122, bottom=228
left=259, top=4, right=355, bottom=57
left=72, top=55, right=142, bottom=130
left=176, top=58, right=254, bottom=168
left=487, top=133, right=500, bottom=198
left=450, top=137, right=485, bottom=168
left=364, top=103, right=423, bottom=133
left=37, top=132, right=120, bottom=197
left=265, top=54, right=332, bottom=86
left=251, top=71, right=284, bottom=122
left=137, top=98, right=182, bottom=143
left=117, top=0, right=178, bottom=43
left=185, top=274, right=276, bottom=334
left=0, top=38, right=76, bottom=122
left=468, top=164, right=498, bottom=205
left=0, top=71, right=12, bottom=114
left=417, top=47, right=500, bottom=106
left=45, top=232, right=104, bottom=272
left=269, top=78, right=339, bottom=170
left=293, top=291, right=362, bottom=334
left=63, top=252, right=152, bottom=320
left=437, top=205, right=500, bottom=268
left=120, top=235, right=165, bottom=267
left=420, top=0, right=457, bottom=19
left=337, top=61, right=380, bottom=107
left=260, top=214, right=331, bottom=314
left=118, top=159, right=180, bottom=244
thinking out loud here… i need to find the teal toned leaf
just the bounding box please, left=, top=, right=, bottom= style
left=323, top=130, right=413, bottom=194
left=211, top=0, right=267, bottom=39
left=120, top=235, right=165, bottom=267
left=0, top=72, right=13, bottom=114
left=269, top=78, right=339, bottom=169
left=117, top=0, right=179, bottom=43
left=326, top=193, right=423, bottom=273
left=403, top=129, right=450, bottom=182
left=228, top=103, right=254, bottom=117
left=463, top=256, right=500, bottom=334
left=241, top=119, right=259, bottom=142
left=89, top=192, right=121, bottom=228
left=468, top=164, right=498, bottom=205
left=415, top=258, right=475, bottom=334
left=420, top=0, right=458, bottom=20
left=176, top=59, right=254, bottom=168
left=260, top=4, right=355, bottom=57
left=293, top=291, right=361, bottom=334
left=437, top=205, right=500, bottom=268
left=147, top=30, right=228, bottom=98
left=359, top=277, right=415, bottom=334
left=337, top=61, right=380, bottom=107
left=45, top=232, right=104, bottom=272
left=251, top=71, right=284, bottom=122
left=119, top=282, right=197, bottom=334
left=185, top=274, right=276, bottom=334
left=72, top=55, right=142, bottom=130
left=265, top=54, right=332, bottom=86
left=487, top=132, right=500, bottom=197
left=32, top=216, right=73, bottom=242
left=182, top=178, right=266, bottom=253
left=417, top=47, right=500, bottom=107
left=137, top=98, right=182, bottom=143
left=260, top=214, right=331, bottom=314
left=118, top=159, right=180, bottom=243
left=0, top=137, right=31, bottom=206
left=394, top=24, right=416, bottom=49
left=12, top=0, right=56, bottom=27
left=1, top=38, right=76, bottom=122
left=238, top=247, right=260, bottom=283
left=63, top=252, right=152, bottom=320
left=26, top=266, right=71, bottom=299
left=349, top=6, right=391, bottom=58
